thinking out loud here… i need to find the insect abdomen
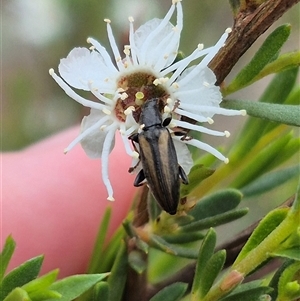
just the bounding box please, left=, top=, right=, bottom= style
left=138, top=127, right=180, bottom=215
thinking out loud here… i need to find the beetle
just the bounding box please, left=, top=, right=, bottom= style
left=129, top=98, right=189, bottom=215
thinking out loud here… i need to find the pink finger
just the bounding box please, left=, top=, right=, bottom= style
left=1, top=126, right=136, bottom=277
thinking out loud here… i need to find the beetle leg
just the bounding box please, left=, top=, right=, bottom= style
left=163, top=116, right=172, bottom=127
left=134, top=169, right=146, bottom=187
left=128, top=133, right=141, bottom=173
left=179, top=165, right=189, bottom=185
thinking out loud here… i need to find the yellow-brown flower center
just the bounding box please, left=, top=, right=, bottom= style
left=115, top=71, right=169, bottom=123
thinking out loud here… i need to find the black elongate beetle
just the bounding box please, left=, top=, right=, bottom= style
left=129, top=98, right=189, bottom=215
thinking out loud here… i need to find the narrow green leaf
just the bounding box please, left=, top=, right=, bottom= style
left=199, top=250, right=226, bottom=297
left=225, top=24, right=291, bottom=95
left=222, top=100, right=300, bottom=126
left=191, top=229, right=216, bottom=297
left=21, top=269, right=60, bottom=301
left=269, top=259, right=293, bottom=301
left=96, top=226, right=126, bottom=272
left=22, top=269, right=58, bottom=293
left=48, top=273, right=109, bottom=301
left=0, top=255, right=44, bottom=301
left=278, top=261, right=300, bottom=300
left=251, top=51, right=300, bottom=84
left=3, top=288, right=30, bottom=301
left=0, top=236, right=16, bottom=280
left=241, top=165, right=300, bottom=197
left=162, top=231, right=204, bottom=244
left=286, top=86, right=300, bottom=105
left=88, top=207, right=112, bottom=273
left=108, top=240, right=127, bottom=301
left=180, top=164, right=215, bottom=198
left=231, top=132, right=293, bottom=189
left=228, top=67, right=298, bottom=161
left=150, top=234, right=198, bottom=259
left=257, top=67, right=298, bottom=105
left=266, top=137, right=300, bottom=171
left=271, top=248, right=300, bottom=261
left=190, top=189, right=243, bottom=220
left=220, top=286, right=273, bottom=301
left=93, top=282, right=109, bottom=301
left=128, top=250, right=147, bottom=274
left=30, top=290, right=61, bottom=301
left=149, top=282, right=188, bottom=301
left=234, top=207, right=288, bottom=265
left=180, top=208, right=248, bottom=232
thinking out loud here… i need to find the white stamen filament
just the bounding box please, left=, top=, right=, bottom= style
left=64, top=115, right=110, bottom=153
left=139, top=3, right=176, bottom=65
left=49, top=69, right=105, bottom=110
left=86, top=38, right=118, bottom=73
left=174, top=120, right=229, bottom=137
left=101, top=125, right=118, bottom=201
left=174, top=135, right=227, bottom=162
left=174, top=108, right=210, bottom=123
left=105, top=21, right=125, bottom=72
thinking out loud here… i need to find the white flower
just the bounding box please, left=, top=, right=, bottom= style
left=49, top=0, right=245, bottom=201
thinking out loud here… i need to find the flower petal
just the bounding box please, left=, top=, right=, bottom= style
left=80, top=109, right=115, bottom=158
left=134, top=18, right=179, bottom=68
left=59, top=47, right=116, bottom=91
left=174, top=66, right=222, bottom=118
left=173, top=139, right=193, bottom=175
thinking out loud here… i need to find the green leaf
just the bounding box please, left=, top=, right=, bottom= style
left=277, top=261, right=300, bottom=300
left=220, top=285, right=273, bottom=301
left=22, top=269, right=60, bottom=301
left=180, top=208, right=248, bottom=232
left=107, top=240, right=127, bottom=301
left=92, top=282, right=109, bottom=301
left=191, top=228, right=216, bottom=297
left=150, top=234, right=198, bottom=259
left=222, top=100, right=300, bottom=126
left=228, top=67, right=298, bottom=161
left=241, top=165, right=300, bottom=197
left=162, top=231, right=204, bottom=244
left=128, top=250, right=147, bottom=274
left=0, top=236, right=16, bottom=280
left=180, top=164, right=215, bottom=198
left=224, top=24, right=291, bottom=95
left=22, top=270, right=58, bottom=293
left=271, top=248, right=300, bottom=261
left=234, top=207, right=289, bottom=265
left=88, top=207, right=112, bottom=273
left=269, top=259, right=293, bottom=301
left=47, top=274, right=109, bottom=301
left=96, top=225, right=126, bottom=273
left=0, top=255, right=44, bottom=301
left=231, top=132, right=293, bottom=189
left=199, top=250, right=226, bottom=297
left=251, top=51, right=300, bottom=83
left=149, top=282, right=188, bottom=301
left=189, top=189, right=243, bottom=220
left=3, top=287, right=30, bottom=301
left=286, top=86, right=300, bottom=105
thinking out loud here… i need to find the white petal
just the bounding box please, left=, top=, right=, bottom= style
left=174, top=66, right=222, bottom=118
left=134, top=16, right=180, bottom=68
left=173, top=139, right=193, bottom=175
left=101, top=126, right=118, bottom=200
left=58, top=47, right=116, bottom=91
left=80, top=109, right=116, bottom=158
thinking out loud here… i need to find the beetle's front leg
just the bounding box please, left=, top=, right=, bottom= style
left=128, top=133, right=141, bottom=173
